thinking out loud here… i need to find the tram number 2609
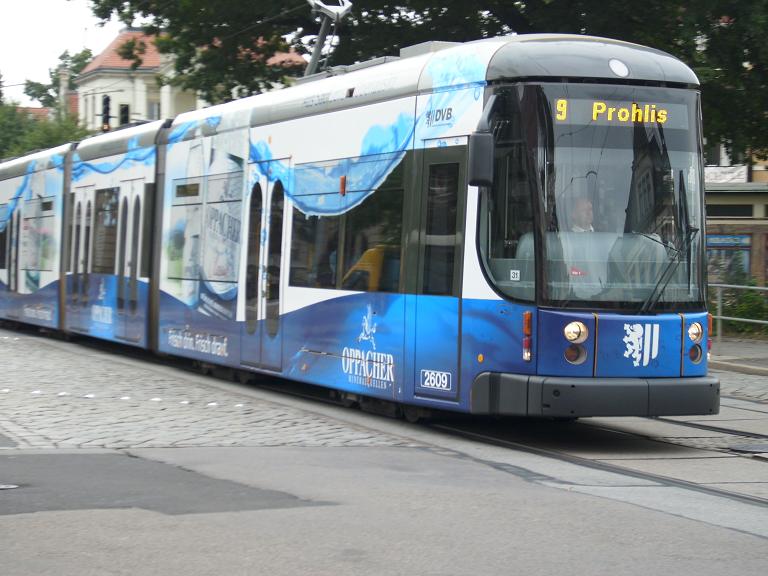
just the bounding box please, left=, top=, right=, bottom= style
left=420, top=369, right=452, bottom=391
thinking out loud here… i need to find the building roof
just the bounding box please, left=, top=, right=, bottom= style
left=16, top=107, right=53, bottom=121
left=80, top=28, right=304, bottom=79
left=80, top=29, right=161, bottom=75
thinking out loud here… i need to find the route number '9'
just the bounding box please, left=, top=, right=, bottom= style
left=556, top=99, right=568, bottom=121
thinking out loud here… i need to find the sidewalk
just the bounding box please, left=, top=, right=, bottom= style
left=710, top=337, right=768, bottom=376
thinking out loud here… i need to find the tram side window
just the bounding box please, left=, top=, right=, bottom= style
left=341, top=188, right=403, bottom=292
left=21, top=196, right=56, bottom=272
left=290, top=153, right=406, bottom=292
left=290, top=205, right=340, bottom=288
left=92, top=188, right=119, bottom=274
left=167, top=179, right=203, bottom=281
left=168, top=173, right=243, bottom=285
left=140, top=184, right=154, bottom=278
left=0, top=204, right=7, bottom=269
left=202, top=172, right=243, bottom=284
left=423, top=163, right=459, bottom=295
left=65, top=193, right=75, bottom=272
left=481, top=145, right=536, bottom=301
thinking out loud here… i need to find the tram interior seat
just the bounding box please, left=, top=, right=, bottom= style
left=557, top=232, right=670, bottom=299
left=606, top=233, right=671, bottom=286
left=558, top=232, right=617, bottom=299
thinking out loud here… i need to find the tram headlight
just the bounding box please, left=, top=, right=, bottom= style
left=687, top=322, right=703, bottom=343
left=563, top=321, right=588, bottom=344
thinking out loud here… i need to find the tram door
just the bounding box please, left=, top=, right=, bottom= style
left=4, top=208, right=21, bottom=317
left=240, top=164, right=285, bottom=371
left=67, top=186, right=95, bottom=331
left=8, top=209, right=20, bottom=292
left=411, top=145, right=465, bottom=401
left=116, top=179, right=145, bottom=342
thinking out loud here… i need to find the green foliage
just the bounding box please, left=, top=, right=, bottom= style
left=86, top=1, right=768, bottom=160
left=0, top=103, right=35, bottom=159
left=90, top=0, right=308, bottom=104
left=709, top=254, right=768, bottom=336
left=23, top=49, right=94, bottom=108
left=0, top=104, right=90, bottom=160
left=710, top=283, right=768, bottom=336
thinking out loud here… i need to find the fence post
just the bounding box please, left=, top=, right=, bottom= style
left=716, top=286, right=723, bottom=345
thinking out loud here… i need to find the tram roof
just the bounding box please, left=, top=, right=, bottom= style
left=487, top=34, right=698, bottom=86
left=0, top=142, right=74, bottom=180
left=163, top=33, right=699, bottom=142
left=74, top=119, right=170, bottom=162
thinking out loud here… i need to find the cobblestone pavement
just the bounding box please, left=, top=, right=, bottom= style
left=0, top=329, right=420, bottom=450
left=1, top=328, right=766, bottom=453
left=714, top=370, right=768, bottom=403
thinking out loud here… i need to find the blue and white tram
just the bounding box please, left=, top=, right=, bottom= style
left=0, top=34, right=719, bottom=417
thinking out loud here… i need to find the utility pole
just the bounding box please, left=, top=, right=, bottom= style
left=57, top=65, right=69, bottom=120
left=304, top=0, right=353, bottom=77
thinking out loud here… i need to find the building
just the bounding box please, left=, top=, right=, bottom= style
left=76, top=29, right=198, bottom=132
left=705, top=182, right=768, bottom=286
left=75, top=29, right=306, bottom=132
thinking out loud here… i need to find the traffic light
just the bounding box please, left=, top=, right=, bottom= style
left=101, top=95, right=111, bottom=132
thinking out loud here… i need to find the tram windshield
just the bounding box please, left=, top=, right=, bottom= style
left=478, top=83, right=705, bottom=311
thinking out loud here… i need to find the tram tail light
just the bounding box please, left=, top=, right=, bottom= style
left=522, top=311, right=532, bottom=362
left=707, top=313, right=713, bottom=355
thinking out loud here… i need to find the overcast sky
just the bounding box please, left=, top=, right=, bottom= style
left=0, top=0, right=125, bottom=106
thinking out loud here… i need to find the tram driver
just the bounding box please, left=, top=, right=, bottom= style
left=569, top=195, right=595, bottom=233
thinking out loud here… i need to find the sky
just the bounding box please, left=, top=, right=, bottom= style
left=0, top=0, right=125, bottom=106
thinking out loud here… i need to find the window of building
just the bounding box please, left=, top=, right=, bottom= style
left=148, top=102, right=161, bottom=120
left=706, top=234, right=751, bottom=284
left=119, top=104, right=130, bottom=125
left=707, top=204, right=753, bottom=218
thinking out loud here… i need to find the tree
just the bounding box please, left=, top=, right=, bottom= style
left=5, top=114, right=90, bottom=159
left=24, top=49, right=94, bottom=109
left=0, top=103, right=90, bottom=160
left=0, top=103, right=35, bottom=160
left=89, top=0, right=310, bottom=104
left=87, top=1, right=768, bottom=159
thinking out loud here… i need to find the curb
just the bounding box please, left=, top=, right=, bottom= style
left=709, top=360, right=768, bottom=377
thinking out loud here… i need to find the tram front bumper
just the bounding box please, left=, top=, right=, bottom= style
left=471, top=373, right=720, bottom=417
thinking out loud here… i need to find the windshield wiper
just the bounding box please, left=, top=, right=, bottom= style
left=638, top=225, right=699, bottom=314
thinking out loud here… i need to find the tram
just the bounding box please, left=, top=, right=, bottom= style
left=0, top=34, right=719, bottom=418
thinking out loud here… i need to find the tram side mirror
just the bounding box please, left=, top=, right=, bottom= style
left=468, top=132, right=494, bottom=187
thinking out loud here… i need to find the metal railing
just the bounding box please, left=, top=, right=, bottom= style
left=709, top=283, right=768, bottom=344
